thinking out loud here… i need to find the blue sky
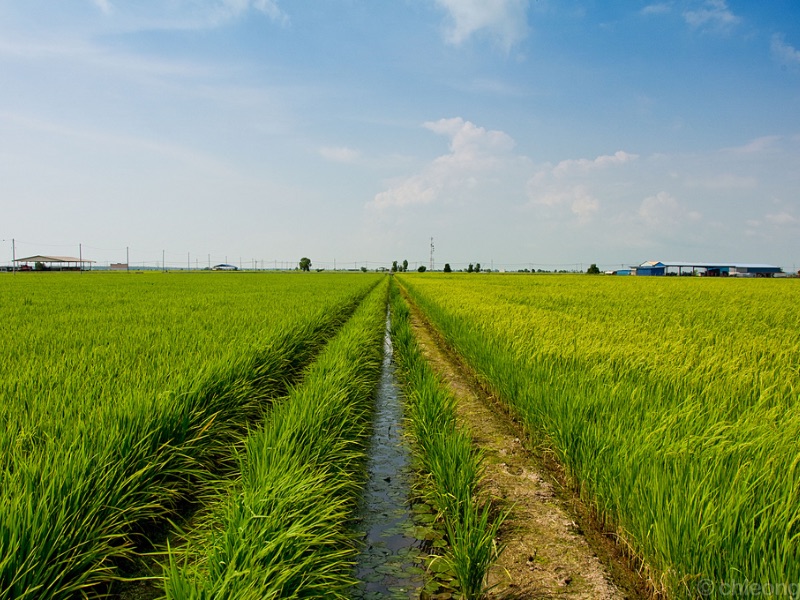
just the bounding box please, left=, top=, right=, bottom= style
left=1, top=1, right=799, bottom=271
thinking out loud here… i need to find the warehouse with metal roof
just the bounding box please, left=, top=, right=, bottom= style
left=631, top=261, right=783, bottom=277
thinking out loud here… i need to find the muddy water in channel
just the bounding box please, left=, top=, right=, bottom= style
left=351, top=316, right=424, bottom=599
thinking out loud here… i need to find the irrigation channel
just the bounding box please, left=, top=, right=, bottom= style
left=351, top=313, right=425, bottom=599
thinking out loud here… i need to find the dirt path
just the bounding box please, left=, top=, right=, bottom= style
left=406, top=302, right=649, bottom=600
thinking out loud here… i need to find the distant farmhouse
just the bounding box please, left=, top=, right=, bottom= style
left=211, top=263, right=238, bottom=271
left=619, top=261, right=784, bottom=277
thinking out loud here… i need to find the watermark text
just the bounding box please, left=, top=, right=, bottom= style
left=697, top=579, right=800, bottom=598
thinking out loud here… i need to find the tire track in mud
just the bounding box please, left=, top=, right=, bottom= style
left=404, top=296, right=649, bottom=600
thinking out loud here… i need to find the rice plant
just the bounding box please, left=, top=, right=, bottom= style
left=399, top=273, right=800, bottom=599
left=162, top=278, right=389, bottom=598
left=0, top=271, right=381, bottom=599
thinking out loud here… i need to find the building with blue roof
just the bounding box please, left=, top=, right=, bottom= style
left=631, top=261, right=783, bottom=277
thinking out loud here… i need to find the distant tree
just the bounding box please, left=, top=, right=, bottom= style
left=587, top=263, right=601, bottom=274
left=391, top=260, right=398, bottom=272
left=475, top=263, right=481, bottom=273
left=467, top=263, right=474, bottom=273
left=299, top=257, right=312, bottom=272
left=417, top=265, right=427, bottom=272
left=360, top=266, right=367, bottom=272
left=443, top=263, right=452, bottom=273
left=402, top=259, right=408, bottom=272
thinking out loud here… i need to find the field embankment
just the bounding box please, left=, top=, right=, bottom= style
left=398, top=273, right=800, bottom=599
left=390, top=280, right=504, bottom=599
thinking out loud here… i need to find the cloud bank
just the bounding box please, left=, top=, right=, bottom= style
left=368, top=114, right=800, bottom=265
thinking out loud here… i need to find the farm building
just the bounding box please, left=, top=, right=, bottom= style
left=13, top=255, right=95, bottom=271
left=631, top=261, right=783, bottom=277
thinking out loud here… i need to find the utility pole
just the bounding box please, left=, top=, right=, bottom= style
left=126, top=246, right=130, bottom=271
left=430, top=237, right=434, bottom=271
left=3, top=238, right=17, bottom=274
left=163, top=249, right=166, bottom=272
left=79, top=243, right=83, bottom=274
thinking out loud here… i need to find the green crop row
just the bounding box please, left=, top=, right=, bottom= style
left=162, top=277, right=389, bottom=599
left=389, top=281, right=503, bottom=599
left=0, top=272, right=381, bottom=599
left=398, top=273, right=800, bottom=599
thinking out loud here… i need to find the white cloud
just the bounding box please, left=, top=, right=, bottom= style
left=771, top=34, right=800, bottom=68
left=369, top=117, right=517, bottom=210
left=526, top=150, right=639, bottom=224
left=641, top=3, right=672, bottom=16
left=423, top=117, right=515, bottom=162
left=550, top=150, right=638, bottom=178
left=433, top=0, right=529, bottom=50
left=747, top=211, right=800, bottom=234
left=638, top=191, right=701, bottom=227
left=251, top=0, right=288, bottom=25
left=371, top=175, right=441, bottom=209
left=319, top=146, right=360, bottom=163
left=724, top=135, right=782, bottom=154
left=92, top=0, right=112, bottom=15
left=79, top=1, right=289, bottom=32
left=686, top=173, right=757, bottom=190
left=570, top=187, right=600, bottom=221
left=201, top=0, right=288, bottom=27
left=765, top=212, right=800, bottom=226
left=683, top=0, right=739, bottom=31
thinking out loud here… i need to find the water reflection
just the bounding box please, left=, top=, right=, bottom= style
left=352, top=316, right=423, bottom=599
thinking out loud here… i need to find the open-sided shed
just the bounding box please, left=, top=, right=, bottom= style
left=13, top=255, right=95, bottom=271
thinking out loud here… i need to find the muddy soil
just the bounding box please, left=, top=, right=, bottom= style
left=405, top=299, right=651, bottom=600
